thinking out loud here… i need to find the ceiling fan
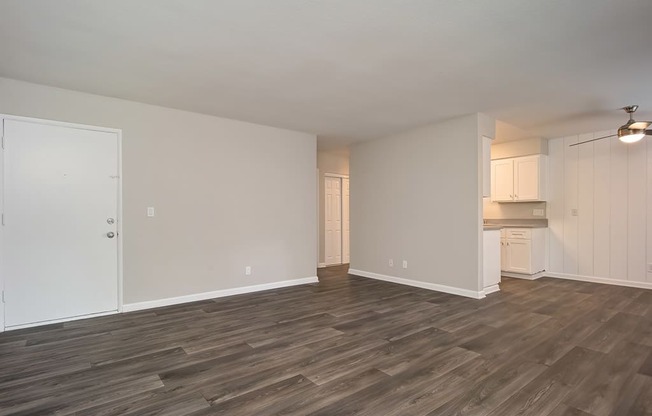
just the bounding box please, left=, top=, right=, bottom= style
left=569, top=105, right=651, bottom=147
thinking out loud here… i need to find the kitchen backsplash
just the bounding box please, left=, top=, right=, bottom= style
left=483, top=198, right=547, bottom=219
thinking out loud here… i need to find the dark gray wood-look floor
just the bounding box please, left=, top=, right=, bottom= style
left=1, top=265, right=651, bottom=416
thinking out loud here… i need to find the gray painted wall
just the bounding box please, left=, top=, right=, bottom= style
left=0, top=77, right=317, bottom=304
left=350, top=114, right=486, bottom=294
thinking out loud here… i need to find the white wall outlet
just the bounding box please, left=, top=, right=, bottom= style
left=389, top=259, right=394, bottom=267
left=245, top=266, right=252, bottom=276
left=402, top=260, right=408, bottom=269
left=147, top=207, right=155, bottom=217
left=571, top=208, right=578, bottom=216
left=532, top=209, right=544, bottom=217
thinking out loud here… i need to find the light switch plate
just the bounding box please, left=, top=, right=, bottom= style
left=402, top=260, right=408, bottom=269
left=245, top=266, right=252, bottom=276
left=147, top=207, right=155, bottom=217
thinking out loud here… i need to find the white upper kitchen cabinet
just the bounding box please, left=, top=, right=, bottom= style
left=491, top=159, right=514, bottom=202
left=491, top=155, right=547, bottom=202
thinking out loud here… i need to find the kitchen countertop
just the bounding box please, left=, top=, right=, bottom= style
left=494, top=224, right=548, bottom=228
left=483, top=225, right=503, bottom=231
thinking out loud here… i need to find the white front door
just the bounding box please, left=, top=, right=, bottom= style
left=3, top=118, right=120, bottom=328
left=324, top=176, right=342, bottom=265
left=342, top=178, right=350, bottom=264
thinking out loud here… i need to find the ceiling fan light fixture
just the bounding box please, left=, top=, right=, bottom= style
left=570, top=105, right=650, bottom=147
left=618, top=127, right=645, bottom=143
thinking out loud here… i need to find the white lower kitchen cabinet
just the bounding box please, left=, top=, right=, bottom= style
left=500, top=228, right=547, bottom=275
left=483, top=229, right=501, bottom=294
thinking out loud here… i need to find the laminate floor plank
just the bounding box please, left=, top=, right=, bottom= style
left=0, top=265, right=650, bottom=415
left=564, top=341, right=650, bottom=416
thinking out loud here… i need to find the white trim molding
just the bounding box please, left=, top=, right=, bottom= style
left=483, top=284, right=500, bottom=295
left=545, top=272, right=652, bottom=290
left=501, top=271, right=546, bottom=280
left=324, top=173, right=349, bottom=179
left=318, top=263, right=327, bottom=268
left=349, top=269, right=485, bottom=299
left=123, top=276, right=319, bottom=312
left=5, top=310, right=118, bottom=331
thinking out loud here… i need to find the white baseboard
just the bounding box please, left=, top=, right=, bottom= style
left=545, top=272, right=652, bottom=290
left=5, top=310, right=118, bottom=331
left=317, top=263, right=327, bottom=268
left=123, top=276, right=319, bottom=312
left=483, top=284, right=500, bottom=295
left=348, top=269, right=484, bottom=299
left=501, top=271, right=546, bottom=280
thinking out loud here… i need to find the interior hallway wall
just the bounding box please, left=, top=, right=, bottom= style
left=350, top=113, right=491, bottom=297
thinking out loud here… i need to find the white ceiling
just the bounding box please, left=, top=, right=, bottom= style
left=1, top=0, right=652, bottom=148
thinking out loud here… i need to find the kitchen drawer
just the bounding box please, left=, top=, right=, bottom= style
left=506, top=229, right=531, bottom=239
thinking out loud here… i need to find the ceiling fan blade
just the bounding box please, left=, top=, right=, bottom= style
left=568, top=134, right=617, bottom=147
left=628, top=121, right=652, bottom=130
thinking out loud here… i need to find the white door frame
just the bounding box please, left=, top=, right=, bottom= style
left=324, top=173, right=349, bottom=266
left=0, top=114, right=124, bottom=331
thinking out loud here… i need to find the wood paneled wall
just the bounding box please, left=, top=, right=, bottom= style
left=548, top=131, right=652, bottom=285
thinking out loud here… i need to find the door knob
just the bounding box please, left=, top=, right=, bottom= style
left=107, top=232, right=115, bottom=239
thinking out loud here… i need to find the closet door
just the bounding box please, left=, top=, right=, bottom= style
left=324, top=177, right=342, bottom=265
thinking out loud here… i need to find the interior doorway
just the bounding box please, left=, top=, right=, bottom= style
left=324, top=174, right=349, bottom=266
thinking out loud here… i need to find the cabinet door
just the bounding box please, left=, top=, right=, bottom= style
left=491, top=159, right=514, bottom=202
left=514, top=156, right=540, bottom=201
left=507, top=239, right=531, bottom=273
